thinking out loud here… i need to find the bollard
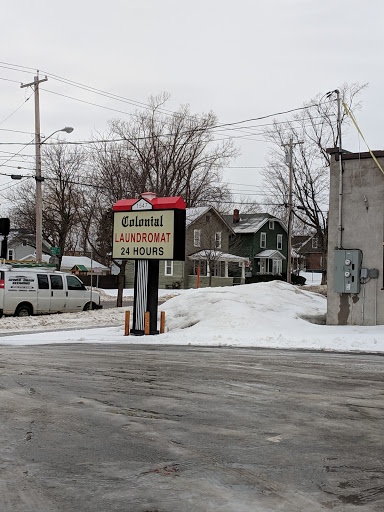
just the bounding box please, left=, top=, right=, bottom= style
left=144, top=312, right=150, bottom=335
left=160, top=311, right=165, bottom=333
left=124, top=310, right=130, bottom=336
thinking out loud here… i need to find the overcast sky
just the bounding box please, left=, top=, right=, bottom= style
left=1, top=0, right=383, bottom=212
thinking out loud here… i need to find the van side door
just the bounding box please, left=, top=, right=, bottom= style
left=49, top=274, right=66, bottom=312
left=65, top=275, right=87, bottom=312
left=36, top=274, right=51, bottom=313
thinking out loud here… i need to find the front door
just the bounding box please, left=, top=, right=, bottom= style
left=272, top=259, right=279, bottom=275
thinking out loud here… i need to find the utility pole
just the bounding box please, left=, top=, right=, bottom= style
left=21, top=73, right=48, bottom=262
left=283, top=137, right=303, bottom=284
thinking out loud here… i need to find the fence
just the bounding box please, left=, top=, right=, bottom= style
left=78, top=274, right=121, bottom=289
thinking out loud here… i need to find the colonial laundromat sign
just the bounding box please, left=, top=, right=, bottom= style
left=113, top=193, right=186, bottom=336
left=113, top=210, right=175, bottom=259
left=113, top=195, right=186, bottom=261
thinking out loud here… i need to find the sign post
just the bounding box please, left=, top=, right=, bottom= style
left=113, top=193, right=186, bottom=335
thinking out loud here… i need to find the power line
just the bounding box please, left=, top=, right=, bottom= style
left=0, top=137, right=35, bottom=170
left=0, top=76, right=23, bottom=84
left=0, top=91, right=33, bottom=127
left=0, top=128, right=35, bottom=135
left=0, top=61, right=333, bottom=137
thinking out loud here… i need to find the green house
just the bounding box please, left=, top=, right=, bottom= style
left=223, top=210, right=288, bottom=279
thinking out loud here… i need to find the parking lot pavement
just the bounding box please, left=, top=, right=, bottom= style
left=0, top=344, right=383, bottom=512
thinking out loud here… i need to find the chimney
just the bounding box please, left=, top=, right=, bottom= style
left=233, top=209, right=240, bottom=223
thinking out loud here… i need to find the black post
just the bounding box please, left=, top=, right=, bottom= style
left=1, top=235, right=7, bottom=259
left=131, top=259, right=160, bottom=335
left=147, top=259, right=159, bottom=334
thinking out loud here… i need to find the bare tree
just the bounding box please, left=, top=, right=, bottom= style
left=261, top=83, right=367, bottom=284
left=8, top=143, right=86, bottom=267
left=108, top=93, right=236, bottom=205
left=78, top=95, right=238, bottom=305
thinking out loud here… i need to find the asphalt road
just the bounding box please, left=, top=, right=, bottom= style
left=0, top=345, right=383, bottom=511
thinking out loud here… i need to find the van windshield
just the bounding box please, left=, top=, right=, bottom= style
left=66, top=275, right=85, bottom=291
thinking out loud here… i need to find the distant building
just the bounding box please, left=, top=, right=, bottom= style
left=223, top=210, right=288, bottom=279
left=5, top=230, right=50, bottom=261
left=292, top=235, right=323, bottom=272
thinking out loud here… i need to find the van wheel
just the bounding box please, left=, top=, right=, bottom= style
left=83, top=302, right=96, bottom=311
left=15, top=304, right=32, bottom=317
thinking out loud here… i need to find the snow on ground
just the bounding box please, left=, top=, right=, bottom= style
left=0, top=281, right=383, bottom=353
left=300, top=271, right=322, bottom=285
left=99, top=287, right=183, bottom=302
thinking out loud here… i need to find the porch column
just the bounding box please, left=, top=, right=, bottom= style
left=224, top=261, right=228, bottom=278
left=241, top=261, right=245, bottom=279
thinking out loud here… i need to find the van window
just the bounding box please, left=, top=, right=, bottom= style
left=66, top=275, right=86, bottom=291
left=50, top=275, right=63, bottom=290
left=37, top=274, right=49, bottom=289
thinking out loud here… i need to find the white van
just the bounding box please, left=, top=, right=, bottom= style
left=0, top=265, right=102, bottom=317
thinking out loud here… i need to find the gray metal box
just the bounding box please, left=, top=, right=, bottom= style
left=334, top=249, right=362, bottom=294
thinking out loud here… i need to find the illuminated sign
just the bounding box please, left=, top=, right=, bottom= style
left=113, top=209, right=185, bottom=260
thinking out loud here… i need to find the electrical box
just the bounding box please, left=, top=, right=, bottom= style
left=334, top=249, right=362, bottom=294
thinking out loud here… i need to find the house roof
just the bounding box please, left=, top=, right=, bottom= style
left=8, top=230, right=51, bottom=253
left=72, top=264, right=88, bottom=271
left=19, top=254, right=108, bottom=271
left=255, top=249, right=286, bottom=260
left=292, top=235, right=321, bottom=254
left=186, top=206, right=234, bottom=233
left=60, top=256, right=108, bottom=270
left=186, top=206, right=211, bottom=226
left=222, top=213, right=287, bottom=234
left=188, top=250, right=249, bottom=262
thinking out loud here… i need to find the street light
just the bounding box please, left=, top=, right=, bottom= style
left=35, top=126, right=74, bottom=262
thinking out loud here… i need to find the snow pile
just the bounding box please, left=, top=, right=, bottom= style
left=0, top=307, right=127, bottom=333
left=0, top=281, right=383, bottom=353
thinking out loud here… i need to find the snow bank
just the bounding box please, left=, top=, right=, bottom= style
left=0, top=282, right=383, bottom=353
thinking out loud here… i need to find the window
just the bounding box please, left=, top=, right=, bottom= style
left=212, top=261, right=224, bottom=277
left=260, top=232, right=266, bottom=248
left=165, top=260, right=173, bottom=276
left=50, top=275, right=63, bottom=290
left=277, top=234, right=283, bottom=250
left=22, top=240, right=27, bottom=246
left=215, top=231, right=222, bottom=249
left=312, top=237, right=318, bottom=249
left=205, top=214, right=211, bottom=223
left=66, top=275, right=86, bottom=291
left=269, top=220, right=275, bottom=230
left=193, top=260, right=207, bottom=276
left=194, top=229, right=201, bottom=247
left=7, top=249, right=14, bottom=260
left=37, top=274, right=49, bottom=289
